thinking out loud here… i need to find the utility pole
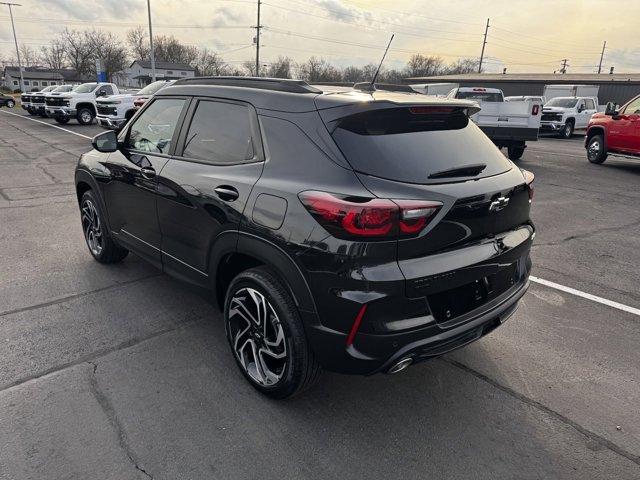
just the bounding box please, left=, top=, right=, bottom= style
left=597, top=40, right=606, bottom=74
left=147, top=0, right=156, bottom=82
left=478, top=18, right=489, bottom=74
left=254, top=0, right=262, bottom=77
left=560, top=58, right=569, bottom=74
left=1, top=2, right=24, bottom=92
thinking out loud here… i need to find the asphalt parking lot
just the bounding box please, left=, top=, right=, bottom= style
left=1, top=108, right=639, bottom=479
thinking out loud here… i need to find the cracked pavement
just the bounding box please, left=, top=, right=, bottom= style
left=0, top=110, right=639, bottom=479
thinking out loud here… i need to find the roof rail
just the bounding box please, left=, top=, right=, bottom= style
left=172, top=76, right=322, bottom=94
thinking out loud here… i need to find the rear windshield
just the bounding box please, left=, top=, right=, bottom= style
left=138, top=80, right=169, bottom=96
left=455, top=91, right=503, bottom=102
left=545, top=98, right=577, bottom=108
left=73, top=83, right=98, bottom=93
left=331, top=107, right=512, bottom=184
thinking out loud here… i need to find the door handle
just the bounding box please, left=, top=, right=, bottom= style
left=140, top=167, right=156, bottom=179
left=214, top=185, right=239, bottom=201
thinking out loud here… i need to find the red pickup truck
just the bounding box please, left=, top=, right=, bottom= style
left=585, top=94, right=640, bottom=163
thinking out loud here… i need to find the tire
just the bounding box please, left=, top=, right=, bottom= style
left=559, top=120, right=574, bottom=139
left=507, top=145, right=525, bottom=160
left=586, top=134, right=607, bottom=164
left=77, top=107, right=94, bottom=125
left=224, top=266, right=321, bottom=399
left=6, top=100, right=15, bottom=108
left=80, top=190, right=129, bottom=264
left=55, top=117, right=70, bottom=124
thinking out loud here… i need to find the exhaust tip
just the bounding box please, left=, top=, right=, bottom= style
left=387, top=357, right=413, bottom=374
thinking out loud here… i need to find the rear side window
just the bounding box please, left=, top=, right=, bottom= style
left=331, top=107, right=512, bottom=184
left=181, top=100, right=257, bottom=164
left=125, top=98, right=185, bottom=154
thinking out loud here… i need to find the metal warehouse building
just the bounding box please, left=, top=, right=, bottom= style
left=404, top=73, right=640, bottom=105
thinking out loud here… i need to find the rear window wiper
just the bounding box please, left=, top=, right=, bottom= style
left=428, top=163, right=487, bottom=179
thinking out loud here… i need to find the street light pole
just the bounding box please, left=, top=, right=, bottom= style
left=146, top=0, right=156, bottom=82
left=1, top=2, right=24, bottom=92
left=255, top=0, right=262, bottom=77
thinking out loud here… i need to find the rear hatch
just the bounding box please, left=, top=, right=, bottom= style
left=320, top=100, right=533, bottom=314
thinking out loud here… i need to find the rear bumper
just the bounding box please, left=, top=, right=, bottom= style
left=479, top=126, right=539, bottom=143
left=303, top=226, right=534, bottom=375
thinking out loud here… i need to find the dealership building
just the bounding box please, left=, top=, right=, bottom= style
left=405, top=73, right=640, bottom=105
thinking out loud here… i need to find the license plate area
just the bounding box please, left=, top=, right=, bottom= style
left=427, top=263, right=518, bottom=325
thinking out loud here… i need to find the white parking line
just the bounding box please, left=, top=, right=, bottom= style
left=530, top=276, right=640, bottom=316
left=527, top=148, right=584, bottom=158
left=0, top=109, right=91, bottom=139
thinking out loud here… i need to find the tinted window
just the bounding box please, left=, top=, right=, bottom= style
left=125, top=98, right=185, bottom=154
left=138, top=80, right=170, bottom=95
left=99, top=85, right=113, bottom=96
left=546, top=98, right=578, bottom=108
left=455, top=91, right=503, bottom=102
left=73, top=83, right=98, bottom=93
left=623, top=97, right=640, bottom=114
left=331, top=107, right=512, bottom=184
left=181, top=100, right=256, bottom=164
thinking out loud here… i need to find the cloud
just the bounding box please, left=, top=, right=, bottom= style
left=315, top=0, right=373, bottom=23
left=40, top=0, right=143, bottom=21
left=211, top=6, right=248, bottom=28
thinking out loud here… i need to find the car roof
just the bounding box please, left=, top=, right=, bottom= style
left=158, top=76, right=479, bottom=113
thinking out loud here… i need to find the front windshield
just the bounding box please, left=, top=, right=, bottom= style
left=53, top=85, right=73, bottom=93
left=137, top=81, right=170, bottom=96
left=40, top=86, right=56, bottom=93
left=73, top=83, right=98, bottom=93
left=546, top=98, right=578, bottom=108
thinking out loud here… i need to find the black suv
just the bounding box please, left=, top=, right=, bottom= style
left=76, top=77, right=534, bottom=398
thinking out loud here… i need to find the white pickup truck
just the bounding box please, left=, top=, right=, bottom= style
left=540, top=96, right=599, bottom=139
left=446, top=87, right=542, bottom=160
left=45, top=82, right=121, bottom=125
left=96, top=80, right=174, bottom=130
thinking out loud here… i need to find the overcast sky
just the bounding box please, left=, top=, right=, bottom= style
left=1, top=0, right=639, bottom=74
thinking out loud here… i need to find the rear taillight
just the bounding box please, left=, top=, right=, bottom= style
left=532, top=104, right=539, bottom=115
left=522, top=169, right=534, bottom=202
left=298, top=191, right=442, bottom=240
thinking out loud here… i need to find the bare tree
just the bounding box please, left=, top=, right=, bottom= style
left=266, top=56, right=293, bottom=78
left=84, top=30, right=129, bottom=81
left=446, top=58, right=481, bottom=74
left=153, top=35, right=198, bottom=65
left=18, top=44, right=38, bottom=67
left=342, top=65, right=363, bottom=82
left=195, top=48, right=228, bottom=76
left=298, top=57, right=342, bottom=82
left=40, top=40, right=67, bottom=70
left=60, top=28, right=94, bottom=78
left=126, top=26, right=150, bottom=60
left=242, top=59, right=258, bottom=76
left=404, top=54, right=444, bottom=77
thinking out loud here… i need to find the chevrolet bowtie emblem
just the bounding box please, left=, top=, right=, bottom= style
left=489, top=196, right=509, bottom=212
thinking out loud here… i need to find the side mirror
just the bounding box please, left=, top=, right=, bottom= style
left=96, top=90, right=107, bottom=97
left=605, top=102, right=618, bottom=116
left=92, top=130, right=118, bottom=153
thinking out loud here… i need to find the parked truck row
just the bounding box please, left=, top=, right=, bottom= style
left=18, top=80, right=173, bottom=126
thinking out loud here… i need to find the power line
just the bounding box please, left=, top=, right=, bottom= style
left=0, top=15, right=250, bottom=29
left=265, top=27, right=478, bottom=58
left=262, top=0, right=481, bottom=38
